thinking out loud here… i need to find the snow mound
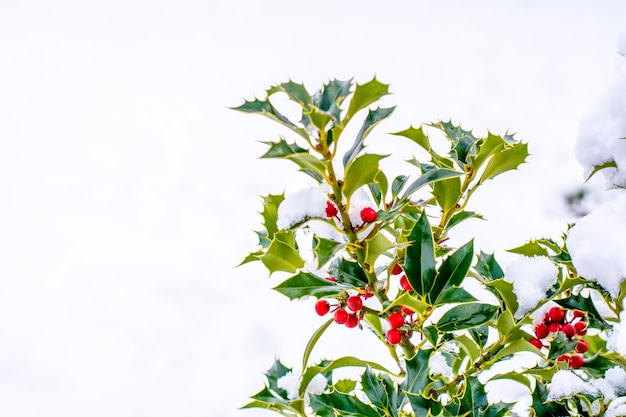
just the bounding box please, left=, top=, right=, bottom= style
left=505, top=256, right=558, bottom=319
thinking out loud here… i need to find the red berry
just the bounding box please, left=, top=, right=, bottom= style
left=347, top=295, right=363, bottom=312
left=386, top=329, right=402, bottom=345
left=573, top=310, right=585, bottom=319
left=569, top=354, right=584, bottom=369
left=388, top=312, right=405, bottom=329
left=325, top=201, right=338, bottom=218
left=576, top=339, right=589, bottom=354
left=399, top=276, right=413, bottom=291
left=401, top=306, right=414, bottom=316
left=562, top=323, right=576, bottom=338
left=345, top=313, right=359, bottom=328
left=574, top=321, right=587, bottom=336
left=325, top=277, right=337, bottom=282
left=548, top=307, right=565, bottom=323
left=391, top=264, right=403, bottom=275
left=334, top=308, right=348, bottom=324
left=549, top=322, right=562, bottom=333
left=530, top=338, right=544, bottom=350
left=535, top=324, right=549, bottom=339
left=315, top=300, right=330, bottom=316
left=360, top=207, right=377, bottom=223
left=557, top=354, right=571, bottom=364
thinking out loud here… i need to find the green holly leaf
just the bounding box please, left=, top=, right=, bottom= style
left=429, top=120, right=480, bottom=165
left=313, top=78, right=352, bottom=123
left=267, top=80, right=312, bottom=107
left=435, top=286, right=477, bottom=305
left=446, top=211, right=484, bottom=231
left=313, top=236, right=344, bottom=268
left=458, top=376, right=489, bottom=417
left=285, top=153, right=327, bottom=182
left=554, top=293, right=611, bottom=330
left=404, top=212, right=436, bottom=296
left=309, top=391, right=381, bottom=417
left=487, top=279, right=518, bottom=314
left=475, top=251, right=504, bottom=281
left=392, top=125, right=431, bottom=151
left=506, top=240, right=549, bottom=257
left=343, top=153, right=388, bottom=198
left=478, top=142, right=529, bottom=184
left=260, top=235, right=304, bottom=274
left=436, top=304, right=498, bottom=332
left=585, top=160, right=617, bottom=181
left=468, top=132, right=506, bottom=173
left=433, top=175, right=461, bottom=212
left=265, top=358, right=292, bottom=399
left=391, top=175, right=409, bottom=199
left=302, top=318, right=334, bottom=371
left=260, top=138, right=307, bottom=158
left=429, top=239, right=474, bottom=304
left=530, top=381, right=569, bottom=417
left=273, top=272, right=344, bottom=300
left=364, top=233, right=394, bottom=272
left=346, top=77, right=390, bottom=119
left=329, top=258, right=369, bottom=286
left=399, top=169, right=463, bottom=202
left=345, top=106, right=395, bottom=167
left=383, top=292, right=429, bottom=315
left=260, top=194, right=284, bottom=241
left=547, top=332, right=579, bottom=360
left=361, top=367, right=392, bottom=415
left=232, top=97, right=309, bottom=140
left=403, top=349, right=438, bottom=415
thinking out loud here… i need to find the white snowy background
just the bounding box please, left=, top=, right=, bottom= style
left=0, top=1, right=625, bottom=416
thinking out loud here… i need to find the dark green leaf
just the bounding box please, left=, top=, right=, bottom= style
left=391, top=175, right=409, bottom=199
left=447, top=211, right=484, bottom=231
left=435, top=286, right=477, bottom=305
left=399, top=169, right=463, bottom=202
left=530, top=381, right=569, bottom=417
left=343, top=107, right=395, bottom=167
left=309, top=391, right=381, bottom=417
left=313, top=236, right=344, bottom=268
left=469, top=325, right=491, bottom=349
left=547, top=332, right=579, bottom=360
left=475, top=251, right=504, bottom=281
left=273, top=272, right=343, bottom=300
left=459, top=376, right=489, bottom=417
left=343, top=153, right=388, bottom=198
left=346, top=77, right=390, bottom=120
left=265, top=358, right=292, bottom=399
left=429, top=239, right=474, bottom=303
left=285, top=153, right=327, bottom=181
left=329, top=258, right=369, bottom=286
left=302, top=319, right=334, bottom=371
left=392, top=125, right=431, bottom=151
left=232, top=97, right=309, bottom=140
left=267, top=80, right=312, bottom=107
left=554, top=293, right=611, bottom=331
left=361, top=367, right=391, bottom=413
left=437, top=304, right=497, bottom=332
left=260, top=139, right=307, bottom=158
left=403, top=349, right=437, bottom=415
left=422, top=325, right=439, bottom=346
left=404, top=212, right=436, bottom=296
left=314, top=78, right=352, bottom=123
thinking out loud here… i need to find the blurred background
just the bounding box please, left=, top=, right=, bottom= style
left=0, top=1, right=625, bottom=416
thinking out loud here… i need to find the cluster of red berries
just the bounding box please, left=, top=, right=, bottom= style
left=324, top=200, right=377, bottom=224
left=314, top=278, right=373, bottom=329
left=529, top=306, right=589, bottom=369
left=385, top=305, right=416, bottom=345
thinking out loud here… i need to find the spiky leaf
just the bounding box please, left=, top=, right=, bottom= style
left=404, top=212, right=436, bottom=296
left=273, top=272, right=343, bottom=300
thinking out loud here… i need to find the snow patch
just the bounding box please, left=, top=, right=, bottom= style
left=547, top=370, right=599, bottom=400
left=504, top=256, right=559, bottom=319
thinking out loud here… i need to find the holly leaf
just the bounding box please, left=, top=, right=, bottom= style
left=260, top=234, right=304, bottom=274
left=313, top=236, right=344, bottom=268
left=309, top=391, right=380, bottom=417
left=232, top=97, right=309, bottom=140
left=273, top=272, right=344, bottom=300
left=329, top=258, right=369, bottom=286
left=267, top=80, right=312, bottom=107
left=429, top=239, right=474, bottom=304
left=260, top=138, right=307, bottom=158
left=346, top=77, right=390, bottom=119
left=436, top=303, right=498, bottom=332
left=392, top=125, right=431, bottom=151
left=446, top=211, right=484, bottom=231
left=260, top=194, right=284, bottom=241
left=475, top=251, right=504, bottom=281
left=343, top=153, right=388, bottom=198
left=478, top=142, right=529, bottom=184
left=507, top=240, right=549, bottom=257
left=404, top=212, right=436, bottom=296
left=554, top=293, right=611, bottom=331
left=399, top=168, right=463, bottom=203
left=313, top=78, right=352, bottom=123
